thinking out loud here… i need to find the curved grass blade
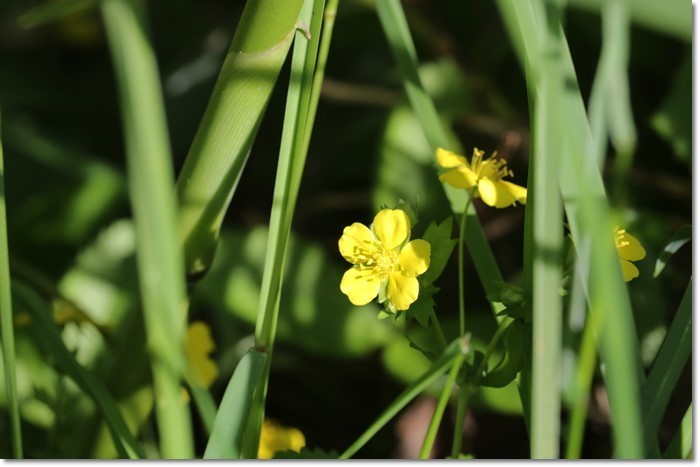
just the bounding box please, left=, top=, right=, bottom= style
left=641, top=279, right=691, bottom=447
left=100, top=0, right=193, bottom=457
left=12, top=280, right=143, bottom=459
left=245, top=0, right=329, bottom=457
left=175, top=0, right=304, bottom=278
left=496, top=0, right=646, bottom=457
left=203, top=348, right=267, bottom=459
left=653, top=225, right=691, bottom=278
left=0, top=113, right=22, bottom=458
left=340, top=338, right=468, bottom=459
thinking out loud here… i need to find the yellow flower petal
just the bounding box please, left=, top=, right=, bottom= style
left=620, top=258, right=640, bottom=282
left=477, top=178, right=517, bottom=208
left=439, top=166, right=479, bottom=190
left=500, top=180, right=527, bottom=205
left=387, top=272, right=419, bottom=311
left=398, top=239, right=431, bottom=277
left=340, top=268, right=380, bottom=305
left=373, top=209, right=410, bottom=250
left=436, top=147, right=468, bottom=168
left=617, top=231, right=646, bottom=261
left=338, top=222, right=375, bottom=264
left=186, top=322, right=219, bottom=388
left=258, top=418, right=306, bottom=459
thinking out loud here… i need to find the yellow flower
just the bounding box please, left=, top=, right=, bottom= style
left=339, top=209, right=431, bottom=312
left=436, top=147, right=527, bottom=208
left=185, top=321, right=219, bottom=388
left=258, top=418, right=306, bottom=459
left=615, top=227, right=646, bottom=282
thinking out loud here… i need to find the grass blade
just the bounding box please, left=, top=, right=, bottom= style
left=495, top=0, right=646, bottom=457
left=663, top=403, right=692, bottom=459
left=640, top=279, right=691, bottom=445
left=203, top=349, right=267, bottom=459
left=12, top=281, right=143, bottom=459
left=245, top=0, right=328, bottom=457
left=374, top=0, right=505, bottom=297
left=100, top=0, right=192, bottom=457
left=175, top=0, right=304, bottom=278
left=340, top=338, right=468, bottom=459
left=529, top=0, right=565, bottom=457
left=653, top=225, right=692, bottom=278
left=0, top=114, right=22, bottom=458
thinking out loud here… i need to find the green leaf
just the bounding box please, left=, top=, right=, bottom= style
left=653, top=225, right=691, bottom=278
left=405, top=284, right=437, bottom=327
left=481, top=321, right=526, bottom=388
left=273, top=447, right=339, bottom=459
left=204, top=348, right=268, bottom=459
left=420, top=217, right=458, bottom=284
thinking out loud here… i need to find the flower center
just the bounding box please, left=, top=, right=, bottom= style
left=354, top=242, right=399, bottom=278
left=471, top=149, right=514, bottom=182
left=614, top=227, right=629, bottom=250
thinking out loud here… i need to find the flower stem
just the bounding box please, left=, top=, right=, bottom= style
left=457, top=192, right=475, bottom=337
left=430, top=310, right=448, bottom=350
left=451, top=317, right=512, bottom=457
left=418, top=351, right=466, bottom=459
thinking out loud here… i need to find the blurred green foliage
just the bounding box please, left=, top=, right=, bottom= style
left=0, top=0, right=691, bottom=459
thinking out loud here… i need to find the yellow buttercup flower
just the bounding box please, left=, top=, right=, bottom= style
left=258, top=418, right=306, bottom=459
left=185, top=321, right=219, bottom=388
left=615, top=227, right=646, bottom=282
left=339, top=209, right=431, bottom=312
left=436, top=147, right=527, bottom=208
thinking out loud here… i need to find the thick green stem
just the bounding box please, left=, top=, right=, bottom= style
left=176, top=0, right=304, bottom=278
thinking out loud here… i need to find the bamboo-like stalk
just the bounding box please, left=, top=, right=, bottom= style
left=175, top=0, right=304, bottom=278
left=100, top=0, right=192, bottom=457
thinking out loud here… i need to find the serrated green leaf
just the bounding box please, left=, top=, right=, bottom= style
left=405, top=290, right=435, bottom=327
left=420, top=217, right=458, bottom=284
left=653, top=225, right=691, bottom=278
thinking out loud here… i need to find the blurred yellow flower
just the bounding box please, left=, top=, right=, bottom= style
left=339, top=209, right=431, bottom=312
left=436, top=147, right=527, bottom=208
left=258, top=418, right=306, bottom=459
left=185, top=321, right=218, bottom=388
left=615, top=227, right=646, bottom=282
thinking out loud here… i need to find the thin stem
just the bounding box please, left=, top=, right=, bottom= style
left=457, top=192, right=475, bottom=337
left=565, top=310, right=598, bottom=459
left=450, top=389, right=469, bottom=458
left=451, top=317, right=512, bottom=458
left=418, top=352, right=466, bottom=459
left=430, top=311, right=448, bottom=350
left=339, top=339, right=466, bottom=459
